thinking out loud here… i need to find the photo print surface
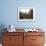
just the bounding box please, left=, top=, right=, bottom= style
left=18, top=7, right=35, bottom=21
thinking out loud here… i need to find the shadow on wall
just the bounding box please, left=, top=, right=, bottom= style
left=0, top=24, right=7, bottom=43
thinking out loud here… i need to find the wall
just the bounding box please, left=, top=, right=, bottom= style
left=0, top=0, right=46, bottom=29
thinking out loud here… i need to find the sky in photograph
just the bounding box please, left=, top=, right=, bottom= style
left=20, top=8, right=31, bottom=13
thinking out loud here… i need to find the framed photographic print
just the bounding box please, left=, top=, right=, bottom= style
left=18, top=7, right=35, bottom=21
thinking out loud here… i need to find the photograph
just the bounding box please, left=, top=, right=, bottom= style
left=0, top=0, right=45, bottom=46
left=18, top=7, right=35, bottom=21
